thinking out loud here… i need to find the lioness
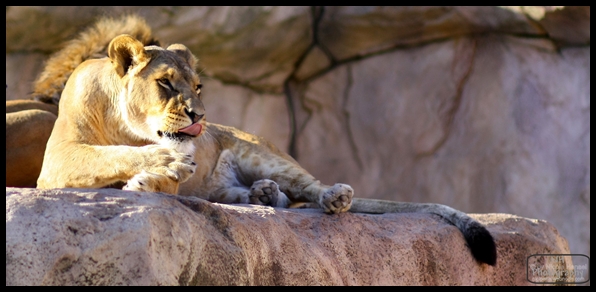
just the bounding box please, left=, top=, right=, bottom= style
left=25, top=15, right=496, bottom=265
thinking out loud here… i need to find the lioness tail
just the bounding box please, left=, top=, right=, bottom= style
left=349, top=198, right=497, bottom=266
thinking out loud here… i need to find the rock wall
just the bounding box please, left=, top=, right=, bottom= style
left=6, top=188, right=574, bottom=285
left=5, top=6, right=590, bottom=265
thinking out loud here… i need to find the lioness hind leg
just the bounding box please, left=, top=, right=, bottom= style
left=206, top=180, right=290, bottom=208
left=266, top=166, right=354, bottom=213
left=238, top=150, right=354, bottom=213
left=284, top=183, right=353, bottom=213
left=6, top=109, right=57, bottom=187
left=319, top=183, right=353, bottom=214
left=6, top=100, right=58, bottom=115
left=205, top=150, right=290, bottom=207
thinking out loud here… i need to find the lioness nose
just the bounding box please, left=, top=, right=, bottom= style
left=184, top=108, right=204, bottom=123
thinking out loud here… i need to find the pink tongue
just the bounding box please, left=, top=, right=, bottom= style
left=178, top=123, right=203, bottom=136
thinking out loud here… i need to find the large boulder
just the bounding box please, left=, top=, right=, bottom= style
left=6, top=188, right=573, bottom=285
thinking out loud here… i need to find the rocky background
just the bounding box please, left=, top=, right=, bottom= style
left=6, top=6, right=590, bottom=265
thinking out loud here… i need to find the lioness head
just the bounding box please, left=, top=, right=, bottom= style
left=108, top=34, right=205, bottom=153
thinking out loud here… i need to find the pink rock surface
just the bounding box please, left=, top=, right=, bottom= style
left=6, top=187, right=572, bottom=285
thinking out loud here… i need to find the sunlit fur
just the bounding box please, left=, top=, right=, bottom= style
left=37, top=34, right=205, bottom=191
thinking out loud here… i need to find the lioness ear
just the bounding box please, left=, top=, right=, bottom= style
left=167, top=44, right=198, bottom=69
left=108, top=34, right=150, bottom=77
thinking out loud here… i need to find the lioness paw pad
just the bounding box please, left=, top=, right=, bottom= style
left=321, top=183, right=353, bottom=214
left=249, top=179, right=289, bottom=207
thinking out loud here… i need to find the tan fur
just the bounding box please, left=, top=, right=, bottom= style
left=37, top=34, right=198, bottom=192
left=36, top=31, right=352, bottom=213
left=6, top=100, right=58, bottom=115
left=5, top=100, right=58, bottom=187
left=6, top=103, right=57, bottom=187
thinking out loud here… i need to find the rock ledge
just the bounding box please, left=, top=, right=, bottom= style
left=6, top=187, right=572, bottom=285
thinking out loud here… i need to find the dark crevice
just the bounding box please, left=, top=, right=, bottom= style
left=301, top=34, right=465, bottom=84
left=207, top=29, right=586, bottom=96
left=300, top=30, right=571, bottom=85
left=508, top=11, right=562, bottom=54
left=517, top=9, right=550, bottom=36
left=342, top=65, right=363, bottom=169
left=296, top=95, right=315, bottom=136
left=311, top=6, right=337, bottom=66
left=415, top=39, right=478, bottom=159
left=283, top=82, right=298, bottom=158
left=282, top=6, right=327, bottom=158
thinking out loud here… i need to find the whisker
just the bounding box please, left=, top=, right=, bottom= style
left=200, top=128, right=215, bottom=144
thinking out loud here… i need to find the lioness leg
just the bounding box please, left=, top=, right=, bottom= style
left=206, top=181, right=291, bottom=207
left=248, top=179, right=291, bottom=207
left=205, top=150, right=290, bottom=207
left=235, top=149, right=353, bottom=214
left=6, top=100, right=58, bottom=115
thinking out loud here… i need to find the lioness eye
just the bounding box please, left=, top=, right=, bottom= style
left=157, top=78, right=174, bottom=91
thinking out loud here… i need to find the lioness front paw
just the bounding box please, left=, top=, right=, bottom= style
left=249, top=179, right=290, bottom=208
left=141, top=145, right=197, bottom=184
left=320, top=183, right=353, bottom=214
left=123, top=170, right=179, bottom=194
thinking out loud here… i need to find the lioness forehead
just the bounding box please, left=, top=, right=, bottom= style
left=146, top=46, right=199, bottom=82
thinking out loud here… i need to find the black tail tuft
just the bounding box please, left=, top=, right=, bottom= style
left=463, top=221, right=497, bottom=266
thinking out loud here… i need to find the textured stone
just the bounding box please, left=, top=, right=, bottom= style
left=201, top=78, right=291, bottom=152
left=294, top=35, right=589, bottom=262
left=294, top=46, right=333, bottom=81
left=6, top=188, right=573, bottom=285
left=317, top=6, right=546, bottom=61
left=154, top=6, right=312, bottom=94
left=5, top=53, right=47, bottom=101
left=503, top=6, right=590, bottom=46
